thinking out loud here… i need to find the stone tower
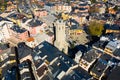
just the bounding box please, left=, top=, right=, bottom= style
left=54, top=19, right=68, bottom=54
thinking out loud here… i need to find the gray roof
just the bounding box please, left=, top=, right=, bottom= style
left=99, top=54, right=112, bottom=65
left=41, top=75, right=51, bottom=80
left=19, top=61, right=32, bottom=80
left=82, top=49, right=100, bottom=63
left=105, top=40, right=120, bottom=52
left=107, top=66, right=120, bottom=80
left=113, top=48, right=120, bottom=57
left=72, top=67, right=92, bottom=79
left=93, top=41, right=109, bottom=50
left=105, top=24, right=120, bottom=30
left=79, top=3, right=88, bottom=6
left=33, top=41, right=75, bottom=64
left=0, top=43, right=9, bottom=50
left=62, top=66, right=92, bottom=80
left=32, top=41, right=76, bottom=79
left=18, top=4, right=32, bottom=15
left=45, top=3, right=55, bottom=7
left=90, top=54, right=113, bottom=78
left=10, top=25, right=27, bottom=33
left=17, top=42, right=33, bottom=60
left=41, top=14, right=56, bottom=27
left=90, top=60, right=107, bottom=78
left=28, top=19, right=43, bottom=27
left=49, top=58, right=72, bottom=79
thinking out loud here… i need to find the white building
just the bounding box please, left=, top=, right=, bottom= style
left=74, top=51, right=82, bottom=63
left=0, top=20, right=13, bottom=42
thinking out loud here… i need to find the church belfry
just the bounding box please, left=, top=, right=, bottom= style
left=54, top=19, right=68, bottom=54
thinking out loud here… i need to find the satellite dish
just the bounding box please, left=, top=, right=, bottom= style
left=34, top=56, right=39, bottom=61
left=34, top=55, right=41, bottom=61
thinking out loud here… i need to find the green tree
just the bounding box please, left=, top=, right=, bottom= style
left=66, top=0, right=70, bottom=3
left=0, top=0, right=7, bottom=12
left=113, top=6, right=119, bottom=11
left=88, top=21, right=104, bottom=37
left=91, top=0, right=96, bottom=3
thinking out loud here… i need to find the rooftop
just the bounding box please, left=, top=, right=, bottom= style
left=82, top=49, right=101, bottom=63
left=90, top=59, right=108, bottom=78
left=32, top=41, right=76, bottom=79
left=36, top=64, right=48, bottom=77
left=28, top=19, right=43, bottom=27
left=0, top=43, right=9, bottom=51
left=113, top=48, right=120, bottom=57
left=105, top=40, right=120, bottom=52
left=33, top=41, right=76, bottom=65
left=93, top=41, right=109, bottom=50
left=7, top=13, right=25, bottom=20
left=99, top=54, right=112, bottom=65
left=107, top=66, right=120, bottom=80
left=41, top=14, right=57, bottom=27
left=17, top=42, right=33, bottom=60
left=19, top=61, right=32, bottom=80
left=49, top=58, right=72, bottom=79
left=62, top=66, right=92, bottom=80
left=79, top=3, right=88, bottom=6
left=104, top=24, right=120, bottom=30
left=10, top=25, right=27, bottom=33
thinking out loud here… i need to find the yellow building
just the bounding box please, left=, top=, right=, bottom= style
left=61, top=13, right=72, bottom=20
left=106, top=29, right=120, bottom=34
left=69, top=29, right=83, bottom=36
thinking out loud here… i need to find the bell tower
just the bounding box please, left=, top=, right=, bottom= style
left=54, top=19, right=68, bottom=54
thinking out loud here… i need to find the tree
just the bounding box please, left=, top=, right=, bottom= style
left=88, top=21, right=104, bottom=37
left=91, top=0, right=96, bottom=3
left=0, top=0, right=7, bottom=12
left=66, top=0, right=71, bottom=3
left=113, top=6, right=119, bottom=11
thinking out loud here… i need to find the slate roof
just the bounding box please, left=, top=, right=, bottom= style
left=82, top=49, right=101, bottom=63
left=49, top=58, right=72, bottom=79
left=113, top=48, right=120, bottom=57
left=45, top=3, right=55, bottom=6
left=32, top=41, right=76, bottom=79
left=10, top=25, right=27, bottom=33
left=28, top=19, right=43, bottom=27
left=19, top=61, right=33, bottom=80
left=107, top=66, right=120, bottom=80
left=72, top=67, right=92, bottom=79
left=79, top=3, right=88, bottom=6
left=62, top=67, right=92, bottom=80
left=104, top=24, right=120, bottom=30
left=0, top=43, right=9, bottom=50
left=17, top=42, right=33, bottom=60
left=90, top=60, right=108, bottom=78
left=33, top=41, right=75, bottom=64
left=93, top=41, right=109, bottom=50
left=99, top=54, right=112, bottom=65
left=90, top=54, right=113, bottom=78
